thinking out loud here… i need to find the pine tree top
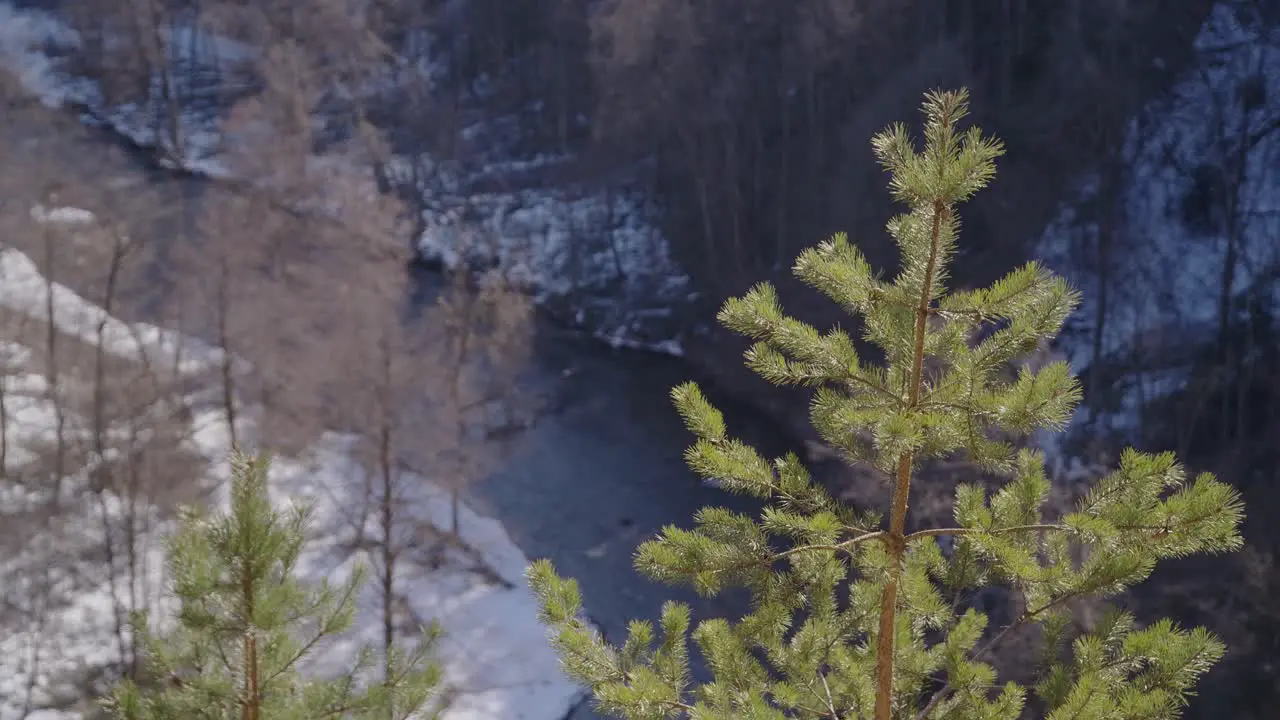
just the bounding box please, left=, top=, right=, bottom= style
left=103, top=451, right=443, bottom=720
left=529, top=89, right=1244, bottom=719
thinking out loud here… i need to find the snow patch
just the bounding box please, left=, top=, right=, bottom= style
left=0, top=246, right=228, bottom=375
left=29, top=205, right=96, bottom=226
left=0, top=3, right=80, bottom=107
left=1034, top=2, right=1280, bottom=444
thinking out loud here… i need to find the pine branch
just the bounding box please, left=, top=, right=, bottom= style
left=776, top=531, right=888, bottom=564
left=915, top=592, right=1080, bottom=719
left=819, top=668, right=843, bottom=719
left=904, top=524, right=1067, bottom=542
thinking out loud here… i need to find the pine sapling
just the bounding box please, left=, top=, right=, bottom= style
left=528, top=89, right=1245, bottom=719
left=102, top=451, right=443, bottom=720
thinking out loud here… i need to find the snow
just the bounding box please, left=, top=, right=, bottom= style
left=0, top=320, right=178, bottom=716
left=28, top=205, right=96, bottom=226
left=415, top=188, right=692, bottom=353
left=1034, top=2, right=1280, bottom=447
left=0, top=240, right=586, bottom=717
left=0, top=3, right=81, bottom=107
left=0, top=1, right=692, bottom=356
left=0, top=240, right=228, bottom=376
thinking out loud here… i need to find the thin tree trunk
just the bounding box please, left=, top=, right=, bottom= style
left=1087, top=187, right=1115, bottom=425
left=556, top=48, right=570, bottom=153
left=602, top=184, right=626, bottom=282
left=380, top=421, right=395, bottom=673
left=124, top=414, right=146, bottom=678
left=726, top=132, right=745, bottom=275
left=1216, top=222, right=1239, bottom=358
left=93, top=232, right=131, bottom=674
left=1234, top=293, right=1256, bottom=442
left=378, top=332, right=397, bottom=678
left=43, top=219, right=67, bottom=511
left=242, top=557, right=260, bottom=720
left=446, top=276, right=477, bottom=538
left=694, top=173, right=717, bottom=285
left=216, top=261, right=238, bottom=448
left=875, top=201, right=946, bottom=720
left=1, top=344, right=8, bottom=478
left=776, top=100, right=791, bottom=267
left=1215, top=106, right=1249, bottom=444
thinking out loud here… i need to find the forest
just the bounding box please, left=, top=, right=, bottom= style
left=0, top=0, right=1277, bottom=717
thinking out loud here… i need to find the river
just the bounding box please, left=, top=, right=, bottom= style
left=467, top=327, right=771, bottom=719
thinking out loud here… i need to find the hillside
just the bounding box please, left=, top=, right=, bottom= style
left=2, top=1, right=1278, bottom=716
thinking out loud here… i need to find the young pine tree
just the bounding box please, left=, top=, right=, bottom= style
left=527, top=90, right=1245, bottom=719
left=102, top=451, right=443, bottom=720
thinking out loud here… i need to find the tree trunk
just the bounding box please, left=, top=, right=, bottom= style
left=42, top=213, right=67, bottom=511
left=776, top=99, right=791, bottom=267
left=217, top=261, right=239, bottom=448
left=241, top=568, right=260, bottom=720
left=874, top=202, right=947, bottom=720
left=378, top=330, right=397, bottom=680
left=94, top=231, right=131, bottom=675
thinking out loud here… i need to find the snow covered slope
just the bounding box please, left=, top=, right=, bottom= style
left=0, top=211, right=584, bottom=719
left=0, top=2, right=692, bottom=356
left=1037, top=1, right=1279, bottom=442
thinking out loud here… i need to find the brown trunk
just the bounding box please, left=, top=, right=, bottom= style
left=42, top=212, right=67, bottom=511
left=447, top=276, right=477, bottom=538
left=874, top=201, right=946, bottom=720
left=381, top=422, right=395, bottom=670
left=217, top=261, right=239, bottom=448
left=125, top=419, right=143, bottom=677
left=242, top=567, right=260, bottom=720
left=94, top=232, right=131, bottom=674
left=379, top=333, right=396, bottom=676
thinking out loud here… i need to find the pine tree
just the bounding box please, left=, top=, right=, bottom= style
left=102, top=451, right=443, bottom=720
left=527, top=89, right=1245, bottom=719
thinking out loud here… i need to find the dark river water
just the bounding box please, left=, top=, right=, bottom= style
left=464, top=327, right=769, bottom=719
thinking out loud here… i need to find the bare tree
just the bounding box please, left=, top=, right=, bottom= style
left=0, top=127, right=213, bottom=712
left=34, top=185, right=73, bottom=514
left=301, top=160, right=533, bottom=679
left=329, top=274, right=423, bottom=677
left=429, top=248, right=534, bottom=538
left=63, top=0, right=212, bottom=163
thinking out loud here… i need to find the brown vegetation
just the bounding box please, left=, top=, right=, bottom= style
left=1, top=7, right=537, bottom=711
left=0, top=110, right=214, bottom=713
